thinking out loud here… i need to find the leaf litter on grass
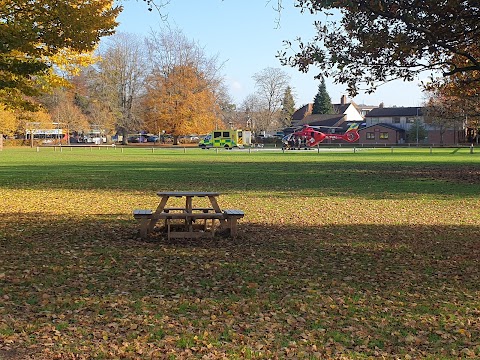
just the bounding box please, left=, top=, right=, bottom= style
left=1, top=158, right=480, bottom=359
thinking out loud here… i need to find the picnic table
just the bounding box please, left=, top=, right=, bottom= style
left=133, top=191, right=244, bottom=239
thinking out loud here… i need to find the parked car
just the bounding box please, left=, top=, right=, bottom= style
left=128, top=136, right=146, bottom=143
left=147, top=135, right=159, bottom=142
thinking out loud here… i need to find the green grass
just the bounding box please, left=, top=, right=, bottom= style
left=0, top=146, right=479, bottom=359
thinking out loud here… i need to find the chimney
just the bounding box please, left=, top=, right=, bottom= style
left=379, top=102, right=384, bottom=108
left=341, top=95, right=347, bottom=104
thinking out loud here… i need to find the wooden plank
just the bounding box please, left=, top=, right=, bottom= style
left=157, top=191, right=221, bottom=197
left=163, top=207, right=215, bottom=212
left=223, top=209, right=245, bottom=216
left=133, top=209, right=153, bottom=217
left=156, top=212, right=224, bottom=220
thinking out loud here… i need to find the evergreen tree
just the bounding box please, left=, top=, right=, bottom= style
left=312, top=77, right=333, bottom=114
left=280, top=86, right=295, bottom=127
left=406, top=119, right=428, bottom=144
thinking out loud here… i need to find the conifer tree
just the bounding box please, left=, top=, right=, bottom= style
left=280, top=86, right=295, bottom=127
left=312, top=77, right=333, bottom=114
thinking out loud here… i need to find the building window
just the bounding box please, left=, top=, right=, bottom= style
left=393, top=117, right=400, bottom=124
left=366, top=132, right=375, bottom=140
left=379, top=132, right=389, bottom=139
left=407, top=117, right=415, bottom=123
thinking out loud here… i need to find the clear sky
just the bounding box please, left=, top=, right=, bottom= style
left=114, top=0, right=426, bottom=108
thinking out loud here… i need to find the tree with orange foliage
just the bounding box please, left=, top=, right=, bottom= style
left=425, top=45, right=480, bottom=143
left=143, top=65, right=221, bottom=145
left=0, top=103, right=17, bottom=150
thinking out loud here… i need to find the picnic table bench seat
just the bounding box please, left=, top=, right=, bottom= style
left=133, top=205, right=245, bottom=239
left=133, top=209, right=153, bottom=238
left=222, top=209, right=245, bottom=238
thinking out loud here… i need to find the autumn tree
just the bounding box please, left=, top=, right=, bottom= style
left=423, top=97, right=461, bottom=146
left=39, top=88, right=90, bottom=142
left=279, top=1, right=480, bottom=96
left=16, top=108, right=53, bottom=147
left=143, top=65, right=220, bottom=144
left=220, top=102, right=242, bottom=130
left=69, top=73, right=116, bottom=136
left=86, top=33, right=147, bottom=144
left=252, top=67, right=291, bottom=131
left=424, top=74, right=480, bottom=144
left=312, top=76, right=333, bottom=114
left=0, top=104, right=17, bottom=150
left=0, top=0, right=121, bottom=108
left=240, top=94, right=267, bottom=134
left=144, top=28, right=226, bottom=142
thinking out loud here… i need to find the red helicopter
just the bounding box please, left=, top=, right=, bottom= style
left=282, top=123, right=360, bottom=149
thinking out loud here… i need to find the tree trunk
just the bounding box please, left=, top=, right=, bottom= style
left=121, top=128, right=128, bottom=145
left=0, top=134, right=3, bottom=151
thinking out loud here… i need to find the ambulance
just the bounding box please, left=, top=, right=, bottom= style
left=199, top=129, right=251, bottom=149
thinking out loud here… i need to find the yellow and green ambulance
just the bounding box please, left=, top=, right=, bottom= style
left=199, top=129, right=251, bottom=149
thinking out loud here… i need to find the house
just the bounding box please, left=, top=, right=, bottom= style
left=356, top=103, right=377, bottom=118
left=334, top=95, right=364, bottom=122
left=359, top=123, right=406, bottom=144
left=362, top=107, right=465, bottom=145
left=290, top=96, right=365, bottom=128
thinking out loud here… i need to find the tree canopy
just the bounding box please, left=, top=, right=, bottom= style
left=279, top=1, right=480, bottom=96
left=143, top=65, right=220, bottom=141
left=0, top=0, right=121, bottom=107
left=252, top=67, right=291, bottom=131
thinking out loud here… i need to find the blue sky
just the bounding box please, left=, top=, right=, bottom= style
left=114, top=0, right=426, bottom=108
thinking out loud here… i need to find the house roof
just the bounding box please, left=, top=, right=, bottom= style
left=298, top=114, right=345, bottom=127
left=359, top=123, right=405, bottom=132
left=365, top=107, right=423, bottom=117
left=292, top=104, right=312, bottom=121
left=284, top=114, right=346, bottom=133
left=333, top=103, right=349, bottom=114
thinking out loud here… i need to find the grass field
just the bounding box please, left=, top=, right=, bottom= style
left=0, top=147, right=479, bottom=359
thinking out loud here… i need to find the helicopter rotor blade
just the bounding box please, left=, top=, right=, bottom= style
left=308, top=125, right=343, bottom=130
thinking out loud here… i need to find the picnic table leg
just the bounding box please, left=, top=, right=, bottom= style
left=139, top=218, right=150, bottom=239
left=208, top=195, right=227, bottom=227
left=150, top=196, right=170, bottom=232
left=227, top=217, right=238, bottom=238
left=167, top=218, right=172, bottom=240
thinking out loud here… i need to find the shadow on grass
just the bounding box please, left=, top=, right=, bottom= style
left=1, top=212, right=479, bottom=358
left=2, top=212, right=479, bottom=300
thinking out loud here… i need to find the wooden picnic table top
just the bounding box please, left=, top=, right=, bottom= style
left=156, top=191, right=221, bottom=197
